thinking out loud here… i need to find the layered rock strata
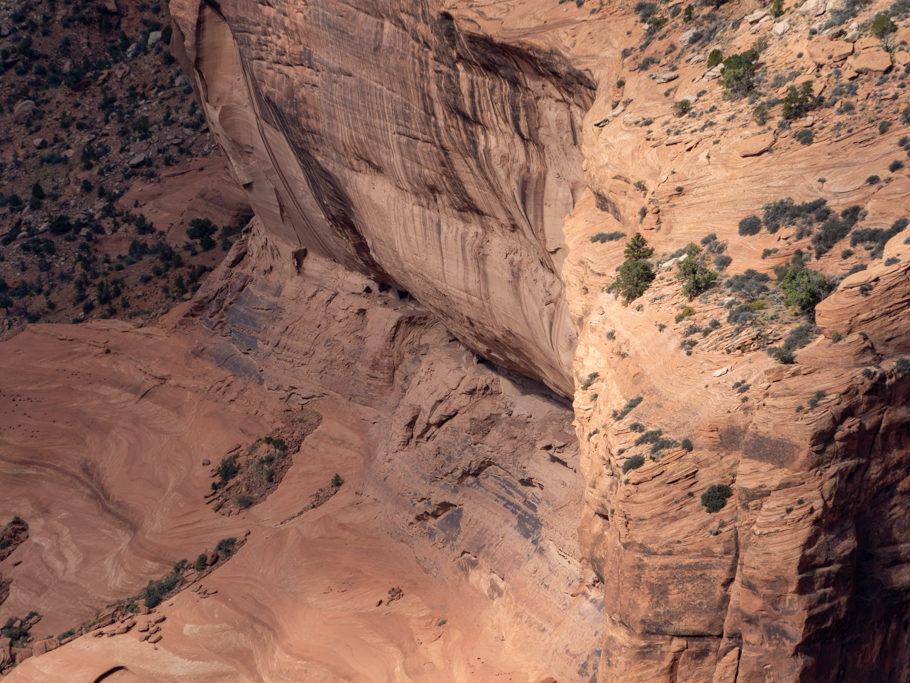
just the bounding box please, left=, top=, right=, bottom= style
left=167, top=0, right=596, bottom=396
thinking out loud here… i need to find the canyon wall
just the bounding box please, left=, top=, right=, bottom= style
left=166, top=0, right=596, bottom=396
left=160, top=0, right=910, bottom=681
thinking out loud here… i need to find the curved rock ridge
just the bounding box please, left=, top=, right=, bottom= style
left=166, top=0, right=595, bottom=396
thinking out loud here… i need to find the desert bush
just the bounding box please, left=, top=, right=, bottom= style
left=614, top=234, right=655, bottom=303
left=674, top=99, right=692, bottom=117
left=613, top=396, right=643, bottom=420
left=677, top=245, right=719, bottom=298
left=782, top=81, right=819, bottom=119
left=870, top=13, right=897, bottom=37
left=780, top=263, right=833, bottom=316
left=707, top=49, right=723, bottom=68
left=738, top=215, right=762, bottom=236
left=591, top=231, right=624, bottom=243
left=622, top=455, right=645, bottom=473
left=721, top=49, right=759, bottom=97
left=793, top=129, right=814, bottom=145
left=216, top=537, right=237, bottom=555
left=762, top=197, right=829, bottom=233
left=701, top=484, right=732, bottom=512
left=726, top=269, right=770, bottom=300
left=812, top=205, right=863, bottom=257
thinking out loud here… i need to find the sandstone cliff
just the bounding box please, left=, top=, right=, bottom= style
left=167, top=0, right=596, bottom=396
left=3, top=0, right=910, bottom=680
left=169, top=0, right=910, bottom=680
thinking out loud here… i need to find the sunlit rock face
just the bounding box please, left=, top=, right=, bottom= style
left=168, top=0, right=595, bottom=396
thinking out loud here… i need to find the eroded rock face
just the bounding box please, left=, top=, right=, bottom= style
left=149, top=1, right=910, bottom=681
left=166, top=0, right=595, bottom=396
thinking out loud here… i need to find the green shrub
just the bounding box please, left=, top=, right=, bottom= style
left=634, top=429, right=663, bottom=445
left=782, top=81, right=818, bottom=119
left=701, top=484, right=732, bottom=512
left=707, top=49, right=723, bottom=68
left=676, top=306, right=696, bottom=322
left=726, top=269, right=770, bottom=300
left=721, top=49, right=759, bottom=97
left=590, top=231, right=624, bottom=243
left=612, top=396, right=643, bottom=420
left=793, top=129, right=814, bottom=145
left=812, top=205, right=863, bottom=257
left=762, top=197, right=828, bottom=233
left=614, top=234, right=655, bottom=303
left=215, top=454, right=239, bottom=488
left=780, top=263, right=833, bottom=316
left=674, top=99, right=692, bottom=117
left=738, top=215, right=762, bottom=236
left=622, top=455, right=646, bottom=473
left=142, top=571, right=181, bottom=608
left=216, top=537, right=237, bottom=555
left=870, top=13, right=897, bottom=37
left=677, top=245, right=719, bottom=299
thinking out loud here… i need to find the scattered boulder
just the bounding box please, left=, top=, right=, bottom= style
left=798, top=0, right=827, bottom=16
left=736, top=132, right=775, bottom=157
left=652, top=70, right=678, bottom=84
left=702, top=63, right=724, bottom=81
left=128, top=152, right=148, bottom=167
left=31, top=638, right=57, bottom=656
left=849, top=48, right=892, bottom=74
left=12, top=100, right=35, bottom=124
left=807, top=39, right=853, bottom=65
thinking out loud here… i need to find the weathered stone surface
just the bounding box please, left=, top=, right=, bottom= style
left=736, top=132, right=774, bottom=157
left=807, top=39, right=853, bottom=65
left=849, top=47, right=892, bottom=73
left=167, top=0, right=594, bottom=395
left=12, top=100, right=35, bottom=124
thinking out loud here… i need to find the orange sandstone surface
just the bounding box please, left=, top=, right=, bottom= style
left=3, top=0, right=910, bottom=680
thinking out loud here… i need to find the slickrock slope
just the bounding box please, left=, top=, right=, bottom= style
left=4, top=0, right=910, bottom=680
left=1, top=221, right=601, bottom=680
left=559, top=1, right=910, bottom=680
left=166, top=0, right=597, bottom=395
left=165, top=0, right=910, bottom=680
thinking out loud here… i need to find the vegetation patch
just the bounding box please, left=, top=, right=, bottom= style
left=613, top=234, right=655, bottom=303
left=701, top=484, right=733, bottom=513
left=677, top=244, right=719, bottom=299
left=612, top=396, right=643, bottom=420
left=207, top=409, right=322, bottom=515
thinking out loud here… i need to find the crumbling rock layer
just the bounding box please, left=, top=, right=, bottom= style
left=167, top=0, right=595, bottom=396
left=2, top=222, right=602, bottom=680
